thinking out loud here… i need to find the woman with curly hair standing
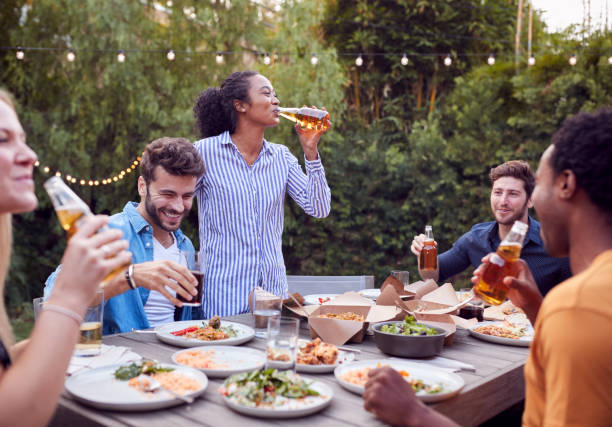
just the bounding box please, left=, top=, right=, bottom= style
left=192, top=71, right=331, bottom=317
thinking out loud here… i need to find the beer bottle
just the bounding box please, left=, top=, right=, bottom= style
left=420, top=225, right=437, bottom=271
left=278, top=107, right=330, bottom=131
left=474, top=220, right=528, bottom=306
left=44, top=176, right=130, bottom=282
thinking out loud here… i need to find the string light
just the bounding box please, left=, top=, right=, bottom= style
left=569, top=54, right=577, bottom=66
left=487, top=53, right=495, bottom=66
left=443, top=54, right=453, bottom=66
left=33, top=153, right=143, bottom=186
left=401, top=53, right=409, bottom=66
left=215, top=52, right=224, bottom=64
left=16, top=47, right=24, bottom=60
left=166, top=50, right=175, bottom=61
left=66, top=49, right=75, bottom=62
left=117, top=49, right=126, bottom=63
left=310, top=53, right=318, bottom=65
left=608, top=56, right=612, bottom=65
left=528, top=54, right=536, bottom=66
left=263, top=53, right=271, bottom=65
left=355, top=54, right=363, bottom=67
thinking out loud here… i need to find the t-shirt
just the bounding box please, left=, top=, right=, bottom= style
left=523, top=250, right=612, bottom=426
left=143, top=236, right=185, bottom=327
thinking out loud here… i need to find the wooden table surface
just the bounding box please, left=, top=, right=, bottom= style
left=51, top=314, right=529, bottom=427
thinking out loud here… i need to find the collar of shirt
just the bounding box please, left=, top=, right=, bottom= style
left=219, top=130, right=274, bottom=157
left=485, top=215, right=541, bottom=248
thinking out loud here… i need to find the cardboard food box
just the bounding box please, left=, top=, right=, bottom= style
left=285, top=292, right=401, bottom=345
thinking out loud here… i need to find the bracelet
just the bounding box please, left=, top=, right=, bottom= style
left=125, top=264, right=137, bottom=290
left=43, top=304, right=83, bottom=326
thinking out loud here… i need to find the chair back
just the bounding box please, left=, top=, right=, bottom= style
left=286, top=275, right=375, bottom=295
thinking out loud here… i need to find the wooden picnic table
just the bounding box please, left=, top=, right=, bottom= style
left=50, top=314, right=529, bottom=427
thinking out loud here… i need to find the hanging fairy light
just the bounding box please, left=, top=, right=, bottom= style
left=487, top=53, right=495, bottom=66
left=263, top=53, right=271, bottom=65
left=311, top=53, right=318, bottom=65
left=16, top=47, right=24, bottom=60
left=608, top=56, right=612, bottom=65
left=215, top=52, right=224, bottom=64
left=400, top=53, right=409, bottom=66
left=117, top=49, right=126, bottom=63
left=443, top=54, right=452, bottom=67
left=66, top=49, right=76, bottom=62
left=166, top=50, right=175, bottom=61
left=568, top=54, right=577, bottom=66
left=528, top=54, right=536, bottom=66
left=355, top=54, right=363, bottom=67
left=43, top=166, right=50, bottom=173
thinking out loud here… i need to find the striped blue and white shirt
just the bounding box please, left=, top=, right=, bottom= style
left=194, top=131, right=331, bottom=318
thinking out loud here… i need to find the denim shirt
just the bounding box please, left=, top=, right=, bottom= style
left=44, top=202, right=197, bottom=335
left=438, top=216, right=571, bottom=296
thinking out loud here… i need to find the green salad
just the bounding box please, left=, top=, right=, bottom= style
left=113, top=360, right=173, bottom=381
left=380, top=315, right=439, bottom=336
left=220, top=369, right=319, bottom=407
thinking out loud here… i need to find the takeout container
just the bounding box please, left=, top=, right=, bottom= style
left=372, top=321, right=445, bottom=358
left=285, top=292, right=401, bottom=346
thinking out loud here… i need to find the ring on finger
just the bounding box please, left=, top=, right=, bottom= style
left=100, top=244, right=111, bottom=258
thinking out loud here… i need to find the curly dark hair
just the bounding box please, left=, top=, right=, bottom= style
left=550, top=108, right=612, bottom=214
left=489, top=160, right=535, bottom=199
left=193, top=70, right=259, bottom=138
left=141, top=137, right=205, bottom=185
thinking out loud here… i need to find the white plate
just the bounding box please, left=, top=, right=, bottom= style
left=155, top=320, right=255, bottom=348
left=65, top=363, right=208, bottom=411
left=334, top=359, right=465, bottom=403
left=303, top=294, right=339, bottom=305
left=468, top=321, right=534, bottom=347
left=171, top=346, right=265, bottom=378
left=358, top=289, right=381, bottom=300
left=222, top=376, right=333, bottom=418
left=296, top=339, right=356, bottom=373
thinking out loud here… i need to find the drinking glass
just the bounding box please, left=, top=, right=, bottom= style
left=265, top=317, right=300, bottom=373
left=75, top=289, right=104, bottom=357
left=391, top=270, right=410, bottom=287
left=180, top=250, right=205, bottom=307
left=252, top=288, right=282, bottom=338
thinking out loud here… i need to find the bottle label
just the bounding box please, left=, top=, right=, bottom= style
left=490, top=254, right=505, bottom=267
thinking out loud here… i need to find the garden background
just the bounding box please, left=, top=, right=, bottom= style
left=1, top=0, right=611, bottom=340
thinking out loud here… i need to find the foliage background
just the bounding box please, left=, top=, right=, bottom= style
left=1, top=0, right=611, bottom=339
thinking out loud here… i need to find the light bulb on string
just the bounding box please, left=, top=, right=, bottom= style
left=66, top=49, right=75, bottom=62
left=443, top=54, right=452, bottom=67
left=34, top=160, right=40, bottom=167
left=55, top=171, right=61, bottom=177
left=71, top=178, right=77, bottom=184
left=80, top=180, right=86, bottom=185
left=88, top=180, right=94, bottom=186
left=263, top=53, right=271, bottom=65
left=215, top=52, right=224, bottom=64
left=487, top=54, right=495, bottom=66
left=355, top=54, right=363, bottom=67
left=16, top=48, right=24, bottom=60
left=569, top=54, right=576, bottom=66
left=166, top=50, right=175, bottom=61
left=66, top=175, right=72, bottom=181
left=401, top=54, right=409, bottom=66
left=528, top=54, right=536, bottom=66
left=117, top=50, right=126, bottom=63
left=94, top=180, right=99, bottom=186
left=311, top=53, right=318, bottom=66
left=608, top=56, right=612, bottom=65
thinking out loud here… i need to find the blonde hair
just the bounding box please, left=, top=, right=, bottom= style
left=0, top=90, right=16, bottom=348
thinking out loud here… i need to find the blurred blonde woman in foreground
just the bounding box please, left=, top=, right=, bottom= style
left=0, top=89, right=131, bottom=426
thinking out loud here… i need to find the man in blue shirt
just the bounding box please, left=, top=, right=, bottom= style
left=411, top=160, right=570, bottom=296
left=45, top=137, right=206, bottom=334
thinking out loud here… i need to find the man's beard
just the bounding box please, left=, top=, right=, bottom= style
left=144, top=192, right=182, bottom=232
left=497, top=200, right=529, bottom=226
